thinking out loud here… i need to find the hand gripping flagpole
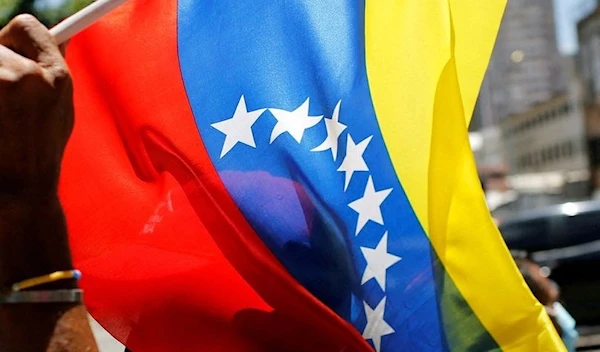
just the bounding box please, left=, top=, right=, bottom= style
left=50, top=0, right=129, bottom=45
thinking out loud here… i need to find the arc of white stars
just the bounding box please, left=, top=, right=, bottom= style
left=363, top=297, right=395, bottom=352
left=269, top=98, right=323, bottom=144
left=348, top=176, right=392, bottom=236
left=360, top=232, right=402, bottom=291
left=337, top=134, right=373, bottom=191
left=211, top=95, right=267, bottom=158
left=310, top=100, right=347, bottom=161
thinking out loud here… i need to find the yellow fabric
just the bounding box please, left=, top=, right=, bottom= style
left=364, top=0, right=565, bottom=350
left=449, top=1, right=507, bottom=125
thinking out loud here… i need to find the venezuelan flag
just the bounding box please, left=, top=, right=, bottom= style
left=60, top=0, right=564, bottom=351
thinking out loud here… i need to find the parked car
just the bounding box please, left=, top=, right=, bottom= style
left=498, top=200, right=600, bottom=326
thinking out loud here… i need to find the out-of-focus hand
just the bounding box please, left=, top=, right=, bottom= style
left=0, top=14, right=73, bottom=198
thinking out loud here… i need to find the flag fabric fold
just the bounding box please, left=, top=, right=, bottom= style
left=60, top=0, right=564, bottom=351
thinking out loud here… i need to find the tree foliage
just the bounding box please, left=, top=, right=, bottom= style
left=1, top=0, right=93, bottom=28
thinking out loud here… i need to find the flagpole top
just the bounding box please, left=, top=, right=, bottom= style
left=50, top=0, right=129, bottom=44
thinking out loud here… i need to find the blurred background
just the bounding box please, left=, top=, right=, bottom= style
left=0, top=0, right=92, bottom=27
left=2, top=0, right=600, bottom=350
left=475, top=0, right=594, bottom=218
left=473, top=0, right=600, bottom=350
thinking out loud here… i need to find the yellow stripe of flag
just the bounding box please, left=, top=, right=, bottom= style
left=364, top=0, right=565, bottom=350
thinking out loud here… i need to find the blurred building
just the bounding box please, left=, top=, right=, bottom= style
left=578, top=5, right=600, bottom=197
left=501, top=92, right=589, bottom=199
left=470, top=127, right=514, bottom=211
left=474, top=0, right=565, bottom=129
left=471, top=0, right=574, bottom=215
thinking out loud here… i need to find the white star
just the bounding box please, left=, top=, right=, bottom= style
left=311, top=100, right=347, bottom=161
left=363, top=297, right=395, bottom=352
left=348, top=176, right=392, bottom=236
left=269, top=98, right=323, bottom=144
left=211, top=95, right=267, bottom=158
left=361, top=232, right=401, bottom=290
left=337, top=135, right=372, bottom=191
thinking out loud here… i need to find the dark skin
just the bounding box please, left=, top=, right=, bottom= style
left=0, top=14, right=98, bottom=352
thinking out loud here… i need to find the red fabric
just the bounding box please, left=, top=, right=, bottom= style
left=60, top=0, right=371, bottom=351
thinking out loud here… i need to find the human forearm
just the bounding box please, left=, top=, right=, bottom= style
left=0, top=304, right=97, bottom=352
left=0, top=195, right=98, bottom=352
left=0, top=196, right=73, bottom=288
left=0, top=14, right=98, bottom=352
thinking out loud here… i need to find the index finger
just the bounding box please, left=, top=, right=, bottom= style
left=0, top=14, right=65, bottom=71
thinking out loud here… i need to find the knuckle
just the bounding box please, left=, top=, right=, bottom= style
left=50, top=65, right=72, bottom=88
left=5, top=14, right=48, bottom=45
left=0, top=62, right=44, bottom=89
left=53, top=65, right=71, bottom=81
left=10, top=14, right=41, bottom=33
left=18, top=64, right=44, bottom=85
left=22, top=60, right=43, bottom=76
left=0, top=60, right=40, bottom=81
left=0, top=71, right=19, bottom=88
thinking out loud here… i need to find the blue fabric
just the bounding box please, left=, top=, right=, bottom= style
left=177, top=1, right=449, bottom=350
